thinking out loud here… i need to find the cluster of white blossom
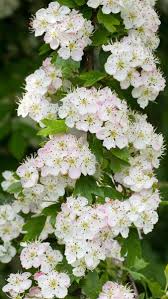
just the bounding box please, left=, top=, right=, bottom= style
left=55, top=186, right=161, bottom=276
left=59, top=87, right=129, bottom=149
left=11, top=172, right=75, bottom=215
left=87, top=0, right=159, bottom=50
left=103, top=36, right=165, bottom=108
left=55, top=195, right=123, bottom=277
left=0, top=204, right=24, bottom=263
left=3, top=243, right=71, bottom=299
left=36, top=134, right=96, bottom=179
left=87, top=0, right=165, bottom=108
left=32, top=1, right=94, bottom=61
left=0, top=0, right=19, bottom=19
left=98, top=281, right=135, bottom=299
left=18, top=57, right=62, bottom=124
left=59, top=87, right=164, bottom=150
left=1, top=134, right=95, bottom=214
left=114, top=113, right=164, bottom=195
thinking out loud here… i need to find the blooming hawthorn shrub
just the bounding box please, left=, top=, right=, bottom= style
left=1, top=1, right=168, bottom=299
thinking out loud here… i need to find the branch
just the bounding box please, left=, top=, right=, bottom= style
left=85, top=50, right=94, bottom=71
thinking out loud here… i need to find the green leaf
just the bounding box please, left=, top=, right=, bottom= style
left=80, top=6, right=92, bottom=19
left=54, top=56, right=80, bottom=78
left=133, top=257, right=148, bottom=271
left=128, top=270, right=146, bottom=281
left=23, top=215, right=47, bottom=241
left=79, top=71, right=106, bottom=87
left=74, top=0, right=85, bottom=5
left=138, top=294, right=145, bottom=299
left=164, top=264, right=168, bottom=290
left=74, top=175, right=103, bottom=203
left=57, top=0, right=77, bottom=8
left=108, top=154, right=129, bottom=173
left=100, top=186, right=123, bottom=200
left=38, top=119, right=68, bottom=137
left=82, top=271, right=101, bottom=299
left=88, top=135, right=104, bottom=163
left=42, top=119, right=67, bottom=130
left=111, top=147, right=130, bottom=163
left=92, top=27, right=110, bottom=46
left=42, top=204, right=61, bottom=217
left=104, top=147, right=130, bottom=173
left=7, top=182, right=22, bottom=194
left=39, top=44, right=51, bottom=56
left=122, top=229, right=141, bottom=268
left=146, top=280, right=164, bottom=298
left=97, top=9, right=120, bottom=33
left=9, top=131, right=27, bottom=160
left=74, top=175, right=122, bottom=203
left=160, top=201, right=168, bottom=206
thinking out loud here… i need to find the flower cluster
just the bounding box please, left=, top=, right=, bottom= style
left=0, top=0, right=19, bottom=19
left=0, top=204, right=24, bottom=242
left=12, top=173, right=75, bottom=215
left=55, top=195, right=123, bottom=277
left=87, top=0, right=165, bottom=108
left=59, top=86, right=164, bottom=151
left=55, top=186, right=161, bottom=276
left=3, top=242, right=70, bottom=299
left=87, top=0, right=160, bottom=50
left=103, top=36, right=165, bottom=108
left=1, top=134, right=96, bottom=215
left=18, top=57, right=62, bottom=124
left=36, top=134, right=96, bottom=179
left=98, top=281, right=135, bottom=299
left=59, top=87, right=129, bottom=149
left=20, top=242, right=63, bottom=273
left=0, top=204, right=24, bottom=263
left=32, top=1, right=93, bottom=61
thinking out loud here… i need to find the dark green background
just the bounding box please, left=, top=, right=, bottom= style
left=0, top=1, right=167, bottom=297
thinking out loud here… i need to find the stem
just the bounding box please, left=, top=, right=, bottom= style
left=85, top=49, right=94, bottom=71
left=128, top=274, right=139, bottom=298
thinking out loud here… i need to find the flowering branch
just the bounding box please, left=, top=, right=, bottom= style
left=0, top=1, right=167, bottom=299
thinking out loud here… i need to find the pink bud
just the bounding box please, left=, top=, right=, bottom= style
left=34, top=272, right=45, bottom=281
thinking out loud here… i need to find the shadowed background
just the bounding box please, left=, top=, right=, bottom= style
left=0, top=0, right=168, bottom=297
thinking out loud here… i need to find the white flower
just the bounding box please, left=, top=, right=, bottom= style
left=41, top=247, right=63, bottom=273
left=0, top=242, right=16, bottom=263
left=98, top=281, right=135, bottom=299
left=1, top=171, right=18, bottom=191
left=0, top=207, right=24, bottom=242
left=37, top=271, right=70, bottom=299
left=32, top=8, right=49, bottom=37
left=3, top=273, right=32, bottom=296
left=0, top=204, right=16, bottom=225
left=46, top=2, right=70, bottom=23
left=20, top=242, right=49, bottom=269
left=16, top=158, right=39, bottom=188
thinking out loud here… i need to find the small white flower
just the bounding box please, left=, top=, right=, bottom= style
left=0, top=242, right=16, bottom=264
left=3, top=272, right=32, bottom=296
left=37, top=271, right=70, bottom=299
